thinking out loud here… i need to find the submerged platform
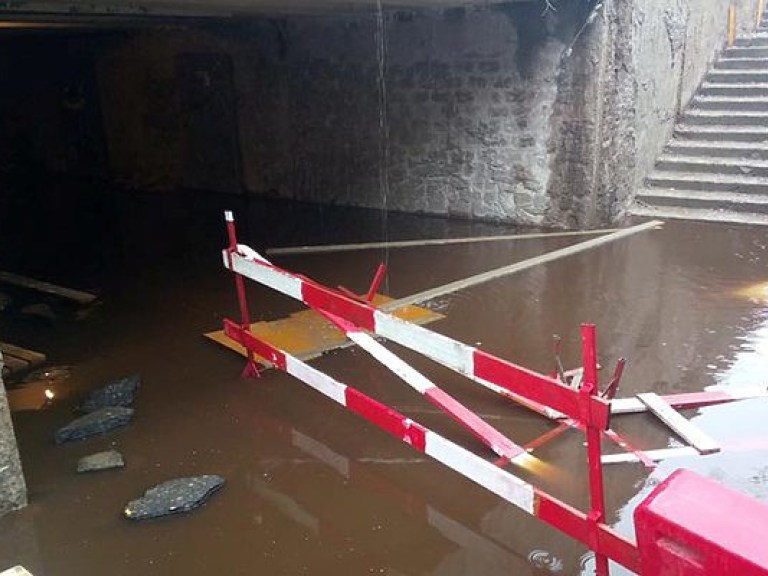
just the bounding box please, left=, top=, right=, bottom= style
left=205, top=294, right=443, bottom=367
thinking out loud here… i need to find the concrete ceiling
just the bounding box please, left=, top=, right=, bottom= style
left=0, top=0, right=538, bottom=20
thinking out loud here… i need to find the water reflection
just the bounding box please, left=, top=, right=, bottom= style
left=246, top=410, right=576, bottom=575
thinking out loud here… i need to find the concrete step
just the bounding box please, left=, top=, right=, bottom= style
left=691, top=95, right=768, bottom=111
left=716, top=57, right=768, bottom=70
left=724, top=46, right=768, bottom=58
left=682, top=109, right=768, bottom=126
left=665, top=140, right=768, bottom=160
left=734, top=33, right=768, bottom=47
left=699, top=82, right=768, bottom=97
left=630, top=202, right=768, bottom=226
left=645, top=171, right=768, bottom=193
left=707, top=69, right=768, bottom=83
left=655, top=154, right=768, bottom=177
left=635, top=188, right=768, bottom=214
left=674, top=124, right=768, bottom=142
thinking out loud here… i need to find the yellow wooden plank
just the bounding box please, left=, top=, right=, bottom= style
left=205, top=294, right=443, bottom=366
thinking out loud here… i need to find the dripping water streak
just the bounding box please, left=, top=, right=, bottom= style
left=375, top=0, right=391, bottom=293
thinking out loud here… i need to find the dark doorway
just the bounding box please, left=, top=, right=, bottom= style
left=176, top=53, right=242, bottom=194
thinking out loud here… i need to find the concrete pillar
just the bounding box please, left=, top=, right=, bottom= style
left=0, top=352, right=27, bottom=517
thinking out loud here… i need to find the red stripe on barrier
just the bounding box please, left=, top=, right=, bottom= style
left=473, top=350, right=611, bottom=429
left=424, top=387, right=525, bottom=460
left=535, top=491, right=641, bottom=573
left=224, top=319, right=287, bottom=370
left=302, top=283, right=376, bottom=332
left=345, top=388, right=427, bottom=452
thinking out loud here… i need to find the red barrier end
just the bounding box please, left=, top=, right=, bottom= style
left=635, top=469, right=768, bottom=576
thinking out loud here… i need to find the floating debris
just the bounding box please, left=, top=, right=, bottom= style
left=22, top=365, right=71, bottom=384
left=123, top=475, right=225, bottom=520
left=54, top=407, right=134, bottom=444
left=81, top=374, right=141, bottom=413
left=77, top=450, right=125, bottom=473
left=19, top=303, right=57, bottom=322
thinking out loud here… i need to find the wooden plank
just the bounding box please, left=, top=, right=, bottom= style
left=611, top=387, right=768, bottom=414
left=637, top=392, right=721, bottom=455
left=1, top=354, right=29, bottom=374
left=265, top=228, right=622, bottom=256
left=602, top=446, right=699, bottom=465
left=379, top=220, right=664, bottom=309
left=0, top=342, right=46, bottom=366
left=0, top=270, right=97, bottom=305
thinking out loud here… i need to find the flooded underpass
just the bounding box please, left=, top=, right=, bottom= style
left=2, top=189, right=768, bottom=575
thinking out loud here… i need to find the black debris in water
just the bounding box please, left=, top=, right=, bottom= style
left=77, top=450, right=125, bottom=473
left=123, top=475, right=225, bottom=521
left=80, top=374, right=141, bottom=412
left=54, top=407, right=134, bottom=444
left=22, top=365, right=71, bottom=384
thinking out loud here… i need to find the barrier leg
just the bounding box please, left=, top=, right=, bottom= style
left=225, top=211, right=259, bottom=378
left=581, top=324, right=609, bottom=576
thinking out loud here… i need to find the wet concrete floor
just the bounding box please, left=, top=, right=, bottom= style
left=2, top=189, right=768, bottom=575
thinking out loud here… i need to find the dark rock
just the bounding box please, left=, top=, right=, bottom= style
left=123, top=475, right=225, bottom=520
left=77, top=450, right=125, bottom=473
left=54, top=407, right=134, bottom=444
left=81, top=374, right=141, bottom=413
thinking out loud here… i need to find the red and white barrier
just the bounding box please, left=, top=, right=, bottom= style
left=219, top=211, right=768, bottom=576
left=222, top=236, right=611, bottom=429
left=318, top=309, right=526, bottom=462
left=223, top=319, right=640, bottom=573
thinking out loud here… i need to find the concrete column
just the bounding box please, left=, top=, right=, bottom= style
left=0, top=352, right=27, bottom=517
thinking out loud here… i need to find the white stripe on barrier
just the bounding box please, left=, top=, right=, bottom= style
left=475, top=375, right=564, bottom=420
left=229, top=252, right=304, bottom=302
left=286, top=355, right=348, bottom=406
left=224, top=210, right=234, bottom=222
left=237, top=244, right=272, bottom=264
left=374, top=310, right=475, bottom=376
left=424, top=431, right=535, bottom=515
left=609, top=387, right=768, bottom=415
left=348, top=331, right=435, bottom=394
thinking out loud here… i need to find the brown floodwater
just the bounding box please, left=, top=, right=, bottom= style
left=2, top=188, right=768, bottom=575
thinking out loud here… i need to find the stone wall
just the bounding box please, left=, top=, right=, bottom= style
left=95, top=6, right=588, bottom=226
left=0, top=353, right=27, bottom=517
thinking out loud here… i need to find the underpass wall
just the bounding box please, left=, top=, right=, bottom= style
left=2, top=0, right=758, bottom=228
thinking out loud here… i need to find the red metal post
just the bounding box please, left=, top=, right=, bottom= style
left=581, top=323, right=609, bottom=576
left=365, top=263, right=388, bottom=303
left=225, top=211, right=259, bottom=378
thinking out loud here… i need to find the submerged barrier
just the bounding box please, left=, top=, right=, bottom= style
left=219, top=211, right=768, bottom=576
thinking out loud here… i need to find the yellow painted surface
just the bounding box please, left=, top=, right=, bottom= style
left=729, top=5, right=737, bottom=47
left=205, top=294, right=443, bottom=366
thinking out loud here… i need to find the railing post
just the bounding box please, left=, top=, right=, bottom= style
left=581, top=324, right=609, bottom=576
left=729, top=4, right=737, bottom=47
left=758, top=0, right=766, bottom=30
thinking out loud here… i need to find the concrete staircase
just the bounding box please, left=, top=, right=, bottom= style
left=631, top=26, right=768, bottom=225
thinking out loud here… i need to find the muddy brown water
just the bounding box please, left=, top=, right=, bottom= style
left=2, top=190, right=768, bottom=575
